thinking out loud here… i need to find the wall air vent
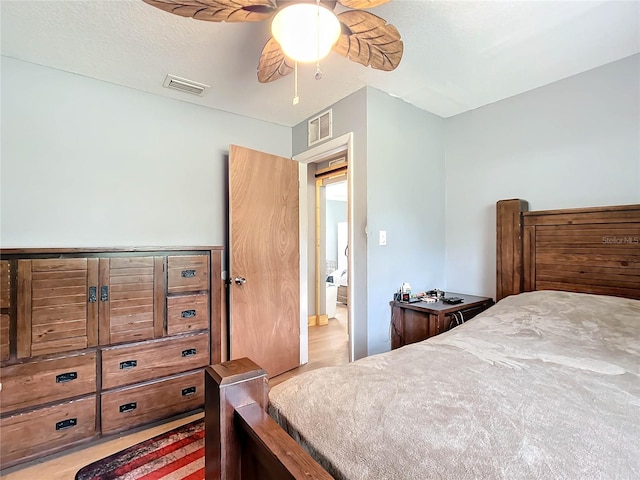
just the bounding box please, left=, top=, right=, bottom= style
left=308, top=109, right=332, bottom=146
left=163, top=74, right=210, bottom=96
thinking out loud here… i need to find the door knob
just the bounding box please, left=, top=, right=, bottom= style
left=234, top=277, right=247, bottom=286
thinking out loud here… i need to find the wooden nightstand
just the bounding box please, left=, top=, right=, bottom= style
left=390, top=293, right=494, bottom=349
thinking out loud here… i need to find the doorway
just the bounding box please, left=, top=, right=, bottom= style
left=307, top=153, right=350, bottom=370
left=295, top=132, right=355, bottom=365
left=321, top=176, right=348, bottom=335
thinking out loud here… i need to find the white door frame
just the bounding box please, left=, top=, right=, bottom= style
left=295, top=132, right=354, bottom=364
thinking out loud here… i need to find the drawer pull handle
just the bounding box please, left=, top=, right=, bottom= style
left=56, top=372, right=78, bottom=383
left=88, top=286, right=97, bottom=303
left=55, top=418, right=77, bottom=431
left=119, top=402, right=137, bottom=413
left=101, top=285, right=109, bottom=302
left=181, top=309, right=196, bottom=318
left=119, top=360, right=137, bottom=370
left=182, top=348, right=197, bottom=357
left=182, top=386, right=196, bottom=397
left=181, top=269, right=196, bottom=278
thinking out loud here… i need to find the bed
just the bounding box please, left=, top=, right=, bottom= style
left=204, top=199, right=640, bottom=479
left=327, top=268, right=348, bottom=305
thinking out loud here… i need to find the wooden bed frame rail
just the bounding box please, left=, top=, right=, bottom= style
left=204, top=359, right=333, bottom=479
left=206, top=199, right=639, bottom=479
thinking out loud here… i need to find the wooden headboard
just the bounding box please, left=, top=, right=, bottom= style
left=497, top=199, right=640, bottom=301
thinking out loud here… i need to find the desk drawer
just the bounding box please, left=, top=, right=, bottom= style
left=0, top=352, right=96, bottom=414
left=167, top=294, right=209, bottom=335
left=101, top=370, right=203, bottom=435
left=167, top=256, right=209, bottom=294
left=101, top=333, right=209, bottom=390
left=0, top=395, right=97, bottom=468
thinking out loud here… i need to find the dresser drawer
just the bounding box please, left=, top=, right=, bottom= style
left=101, top=333, right=209, bottom=390
left=0, top=395, right=97, bottom=468
left=101, top=370, right=204, bottom=435
left=0, top=352, right=97, bottom=414
left=167, top=255, right=209, bottom=293
left=167, top=293, right=209, bottom=335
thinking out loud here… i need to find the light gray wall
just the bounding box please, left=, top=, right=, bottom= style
left=444, top=54, right=640, bottom=299
left=326, top=199, right=347, bottom=264
left=366, top=88, right=446, bottom=354
left=1, top=57, right=291, bottom=248
left=294, top=87, right=447, bottom=357
left=294, top=87, right=369, bottom=360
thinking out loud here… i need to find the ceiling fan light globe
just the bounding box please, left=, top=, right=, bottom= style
left=271, top=3, right=341, bottom=63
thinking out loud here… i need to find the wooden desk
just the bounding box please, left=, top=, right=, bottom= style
left=390, top=293, right=494, bottom=349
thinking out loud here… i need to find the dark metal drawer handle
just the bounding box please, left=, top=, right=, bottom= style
left=181, top=348, right=197, bottom=357
left=181, top=309, right=196, bottom=318
left=55, top=418, right=77, bottom=431
left=182, top=386, right=196, bottom=397
left=181, top=269, right=196, bottom=278
left=56, top=372, right=78, bottom=383
left=119, top=402, right=137, bottom=413
left=88, top=286, right=97, bottom=303
left=101, top=285, right=109, bottom=302
left=119, top=360, right=137, bottom=370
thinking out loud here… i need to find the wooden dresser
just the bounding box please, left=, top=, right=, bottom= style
left=0, top=247, right=222, bottom=468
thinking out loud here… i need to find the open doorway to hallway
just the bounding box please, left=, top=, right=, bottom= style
left=307, top=154, right=350, bottom=372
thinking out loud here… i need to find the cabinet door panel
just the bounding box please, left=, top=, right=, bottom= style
left=18, top=259, right=98, bottom=358
left=1, top=313, right=9, bottom=361
left=1, top=260, right=11, bottom=309
left=101, top=257, right=155, bottom=345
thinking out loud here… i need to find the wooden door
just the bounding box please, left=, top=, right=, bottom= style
left=1, top=260, right=10, bottom=361
left=98, top=256, right=161, bottom=345
left=229, top=145, right=300, bottom=378
left=17, top=258, right=98, bottom=358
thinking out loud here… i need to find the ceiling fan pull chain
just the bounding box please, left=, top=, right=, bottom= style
left=293, top=61, right=299, bottom=105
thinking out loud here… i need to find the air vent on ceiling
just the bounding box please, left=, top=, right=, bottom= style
left=308, top=109, right=332, bottom=146
left=163, top=74, right=210, bottom=96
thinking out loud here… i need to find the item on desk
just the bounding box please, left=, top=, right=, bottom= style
left=401, top=282, right=412, bottom=302
left=442, top=296, right=464, bottom=304
left=421, top=296, right=437, bottom=303
left=426, top=289, right=444, bottom=298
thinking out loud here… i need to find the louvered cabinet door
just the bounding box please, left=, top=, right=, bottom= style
left=1, top=260, right=11, bottom=361
left=17, top=259, right=98, bottom=358
left=99, top=257, right=163, bottom=345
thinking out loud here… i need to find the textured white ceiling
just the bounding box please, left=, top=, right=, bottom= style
left=2, top=1, right=639, bottom=127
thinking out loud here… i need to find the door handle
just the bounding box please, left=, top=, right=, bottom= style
left=234, top=277, right=247, bottom=286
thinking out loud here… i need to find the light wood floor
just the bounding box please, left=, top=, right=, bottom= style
left=0, top=309, right=349, bottom=480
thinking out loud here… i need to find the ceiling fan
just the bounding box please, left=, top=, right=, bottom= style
left=141, top=0, right=403, bottom=84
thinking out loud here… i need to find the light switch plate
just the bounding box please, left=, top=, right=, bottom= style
left=379, top=230, right=387, bottom=246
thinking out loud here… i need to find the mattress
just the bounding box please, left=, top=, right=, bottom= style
left=269, top=291, right=640, bottom=479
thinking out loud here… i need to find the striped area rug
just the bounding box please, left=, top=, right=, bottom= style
left=75, top=420, right=204, bottom=480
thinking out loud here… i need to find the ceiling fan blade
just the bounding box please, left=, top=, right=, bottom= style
left=334, top=10, right=403, bottom=71
left=257, top=38, right=294, bottom=83
left=336, top=0, right=390, bottom=9
left=142, top=0, right=277, bottom=22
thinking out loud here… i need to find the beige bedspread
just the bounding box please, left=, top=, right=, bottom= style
left=268, top=291, right=640, bottom=479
